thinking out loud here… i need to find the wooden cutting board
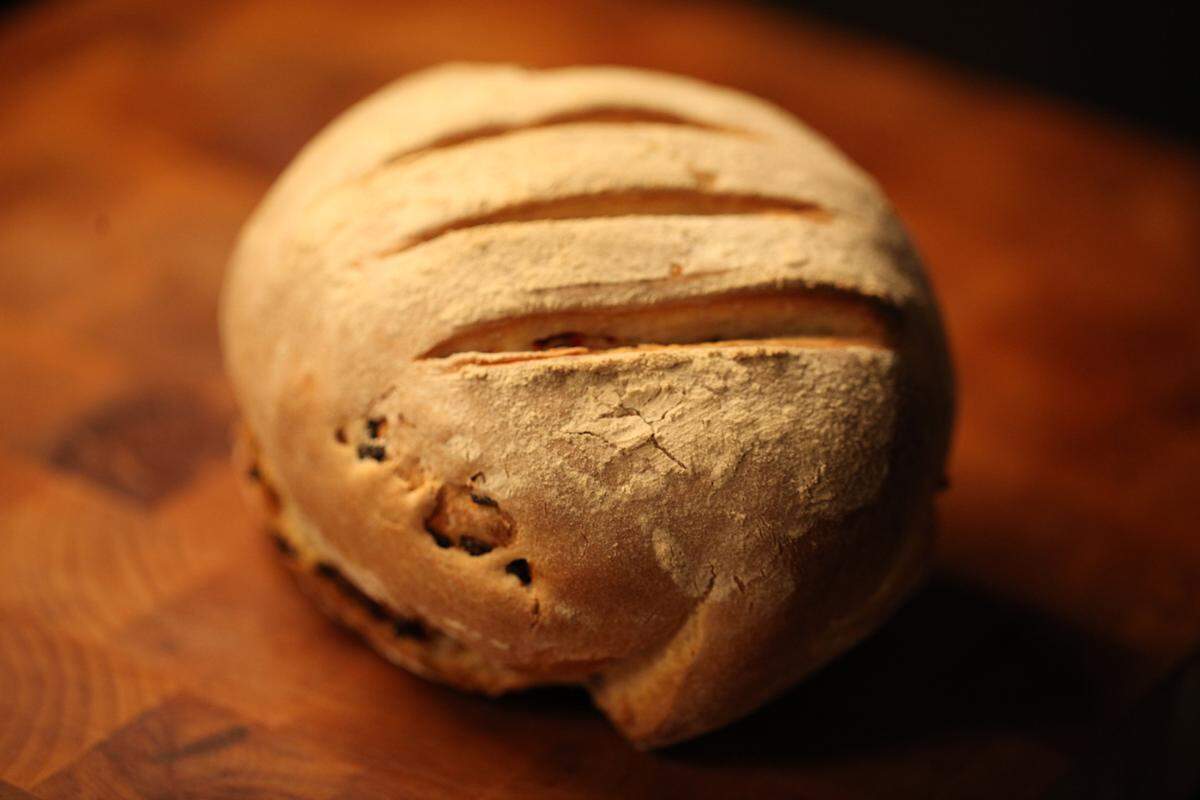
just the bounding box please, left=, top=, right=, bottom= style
left=2, top=1, right=1198, bottom=797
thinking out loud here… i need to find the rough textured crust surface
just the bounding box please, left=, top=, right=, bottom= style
left=220, top=63, right=954, bottom=748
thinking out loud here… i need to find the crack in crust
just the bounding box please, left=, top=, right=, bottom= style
left=377, top=190, right=830, bottom=258
left=377, top=107, right=750, bottom=170
left=420, top=287, right=896, bottom=362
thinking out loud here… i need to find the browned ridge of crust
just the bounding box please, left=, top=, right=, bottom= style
left=380, top=107, right=749, bottom=168
left=378, top=190, right=831, bottom=258
left=419, top=288, right=896, bottom=363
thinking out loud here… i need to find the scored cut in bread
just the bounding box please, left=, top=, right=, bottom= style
left=221, top=63, right=954, bottom=748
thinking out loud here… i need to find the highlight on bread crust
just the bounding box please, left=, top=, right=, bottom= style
left=221, top=63, right=953, bottom=748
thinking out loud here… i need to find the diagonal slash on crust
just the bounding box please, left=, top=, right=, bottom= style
left=417, top=287, right=898, bottom=366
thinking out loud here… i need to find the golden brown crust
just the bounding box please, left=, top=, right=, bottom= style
left=220, top=64, right=954, bottom=747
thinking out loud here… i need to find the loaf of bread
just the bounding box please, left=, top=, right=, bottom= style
left=220, top=63, right=953, bottom=748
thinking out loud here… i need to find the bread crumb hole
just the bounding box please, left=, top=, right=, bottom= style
left=424, top=484, right=514, bottom=553
left=469, top=492, right=497, bottom=507
left=532, top=331, right=617, bottom=350
left=506, top=559, right=532, bottom=586
left=247, top=460, right=282, bottom=514
left=357, top=443, right=386, bottom=461
left=459, top=535, right=493, bottom=556
left=270, top=531, right=297, bottom=558
left=393, top=618, right=428, bottom=640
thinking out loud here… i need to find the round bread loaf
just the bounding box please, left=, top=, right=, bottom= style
left=220, top=63, right=954, bottom=748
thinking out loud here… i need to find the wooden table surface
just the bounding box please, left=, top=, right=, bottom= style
left=2, top=1, right=1199, bottom=797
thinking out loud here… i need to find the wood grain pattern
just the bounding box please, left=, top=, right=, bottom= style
left=1, top=0, right=1198, bottom=797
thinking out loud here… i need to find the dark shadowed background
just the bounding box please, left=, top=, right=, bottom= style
left=3, top=0, right=1195, bottom=141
